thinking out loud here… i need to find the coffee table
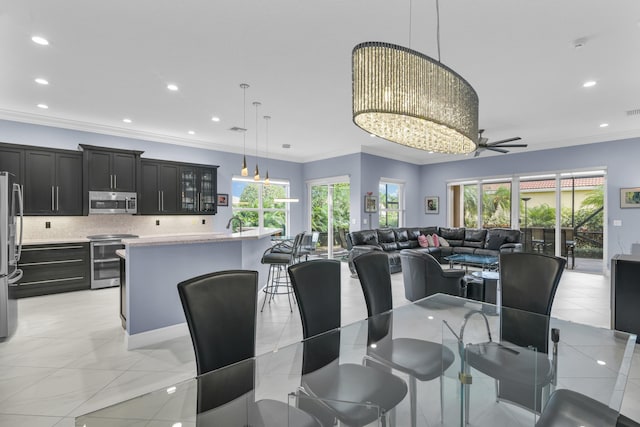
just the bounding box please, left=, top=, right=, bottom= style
left=445, top=253, right=499, bottom=271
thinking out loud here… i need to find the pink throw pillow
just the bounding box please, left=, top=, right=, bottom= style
left=418, top=234, right=429, bottom=248
left=431, top=234, right=440, bottom=248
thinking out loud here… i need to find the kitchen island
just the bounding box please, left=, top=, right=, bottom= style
left=120, top=228, right=278, bottom=349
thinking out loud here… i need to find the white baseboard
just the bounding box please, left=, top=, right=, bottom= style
left=125, top=322, right=190, bottom=350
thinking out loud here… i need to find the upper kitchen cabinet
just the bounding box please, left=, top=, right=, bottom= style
left=80, top=145, right=142, bottom=192
left=24, top=149, right=83, bottom=215
left=0, top=143, right=24, bottom=183
left=179, top=164, right=218, bottom=214
left=140, top=160, right=179, bottom=214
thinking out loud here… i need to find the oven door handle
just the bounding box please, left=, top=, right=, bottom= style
left=93, top=258, right=121, bottom=263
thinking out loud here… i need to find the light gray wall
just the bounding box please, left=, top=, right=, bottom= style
left=0, top=119, right=305, bottom=233
left=419, top=136, right=640, bottom=265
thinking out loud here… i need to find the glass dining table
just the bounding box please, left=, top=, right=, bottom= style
left=75, top=294, right=636, bottom=426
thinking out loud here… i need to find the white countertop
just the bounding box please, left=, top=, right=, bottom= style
left=122, top=228, right=281, bottom=247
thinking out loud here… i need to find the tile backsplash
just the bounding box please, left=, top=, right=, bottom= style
left=22, top=215, right=216, bottom=240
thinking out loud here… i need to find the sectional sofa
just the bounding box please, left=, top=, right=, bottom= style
left=346, top=226, right=522, bottom=274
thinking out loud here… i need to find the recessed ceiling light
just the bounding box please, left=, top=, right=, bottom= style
left=599, top=123, right=609, bottom=128
left=188, top=130, right=195, bottom=135
left=35, top=78, right=49, bottom=85
left=37, top=103, right=48, bottom=109
left=167, top=84, right=178, bottom=91
left=31, top=36, right=49, bottom=46
left=428, top=150, right=434, bottom=154
left=583, top=81, right=597, bottom=88
left=211, top=116, right=220, bottom=122
left=123, top=118, right=132, bottom=123
left=597, top=360, right=606, bottom=366
left=369, top=133, right=376, bottom=138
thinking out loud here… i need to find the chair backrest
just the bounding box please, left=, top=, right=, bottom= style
left=400, top=249, right=459, bottom=300
left=499, top=252, right=566, bottom=353
left=353, top=251, right=393, bottom=316
left=288, top=259, right=341, bottom=338
left=291, top=231, right=306, bottom=260
left=177, top=270, right=258, bottom=375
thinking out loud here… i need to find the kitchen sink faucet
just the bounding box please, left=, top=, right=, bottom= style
left=226, top=216, right=244, bottom=233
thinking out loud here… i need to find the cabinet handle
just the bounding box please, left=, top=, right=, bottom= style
left=56, top=186, right=59, bottom=211
left=51, top=186, right=55, bottom=210
left=161, top=191, right=164, bottom=211
left=158, top=191, right=161, bottom=211
left=114, top=175, right=117, bottom=188
left=110, top=174, right=113, bottom=189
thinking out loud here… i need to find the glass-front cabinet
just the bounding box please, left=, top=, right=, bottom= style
left=180, top=166, right=217, bottom=214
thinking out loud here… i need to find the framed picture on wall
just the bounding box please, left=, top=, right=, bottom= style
left=425, top=196, right=439, bottom=214
left=217, top=193, right=229, bottom=207
left=364, top=195, right=378, bottom=213
left=620, top=187, right=640, bottom=208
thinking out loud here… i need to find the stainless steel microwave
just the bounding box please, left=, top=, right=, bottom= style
left=88, top=191, right=137, bottom=214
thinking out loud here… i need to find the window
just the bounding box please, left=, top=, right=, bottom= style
left=481, top=181, right=512, bottom=228
left=379, top=180, right=404, bottom=227
left=231, top=177, right=289, bottom=234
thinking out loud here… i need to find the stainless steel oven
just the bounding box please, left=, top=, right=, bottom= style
left=88, top=234, right=137, bottom=289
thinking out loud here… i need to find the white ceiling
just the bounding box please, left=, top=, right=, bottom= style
left=1, top=0, right=639, bottom=165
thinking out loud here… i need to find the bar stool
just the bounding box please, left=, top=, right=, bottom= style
left=260, top=232, right=304, bottom=312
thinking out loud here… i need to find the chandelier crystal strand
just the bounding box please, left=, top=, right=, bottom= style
left=253, top=101, right=261, bottom=181
left=263, top=115, right=270, bottom=186
left=240, top=83, right=249, bottom=176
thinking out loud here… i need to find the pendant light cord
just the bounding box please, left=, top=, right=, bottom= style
left=436, top=0, right=441, bottom=62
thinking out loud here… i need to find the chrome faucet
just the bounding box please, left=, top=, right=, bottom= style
left=226, top=215, right=244, bottom=233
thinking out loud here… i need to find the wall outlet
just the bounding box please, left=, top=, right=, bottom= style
left=155, top=220, right=160, bottom=226
left=351, top=218, right=357, bottom=224
left=613, top=219, right=622, bottom=226
left=363, top=218, right=368, bottom=225
left=45, top=221, right=51, bottom=229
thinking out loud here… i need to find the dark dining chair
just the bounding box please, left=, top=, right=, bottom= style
left=400, top=249, right=466, bottom=301
left=463, top=252, right=566, bottom=418
left=536, top=388, right=640, bottom=427
left=260, top=231, right=305, bottom=312
left=288, top=259, right=408, bottom=427
left=353, top=251, right=455, bottom=427
left=177, top=270, right=320, bottom=427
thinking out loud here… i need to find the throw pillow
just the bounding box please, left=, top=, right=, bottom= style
left=486, top=234, right=506, bottom=250
left=431, top=234, right=440, bottom=247
left=426, top=234, right=435, bottom=247
left=418, top=234, right=429, bottom=248
left=438, top=236, right=450, bottom=247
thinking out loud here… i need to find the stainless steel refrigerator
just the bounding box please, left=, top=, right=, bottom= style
left=0, top=171, right=23, bottom=339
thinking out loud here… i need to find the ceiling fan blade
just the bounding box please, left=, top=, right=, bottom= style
left=494, top=143, right=528, bottom=148
left=488, top=147, right=509, bottom=154
left=487, top=137, right=522, bottom=145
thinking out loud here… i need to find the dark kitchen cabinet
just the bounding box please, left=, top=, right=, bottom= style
left=24, top=149, right=83, bottom=215
left=179, top=165, right=218, bottom=214
left=140, top=160, right=179, bottom=214
left=81, top=145, right=142, bottom=192
left=17, top=242, right=91, bottom=298
left=0, top=143, right=24, bottom=183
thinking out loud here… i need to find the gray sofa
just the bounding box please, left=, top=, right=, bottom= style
left=347, top=227, right=522, bottom=274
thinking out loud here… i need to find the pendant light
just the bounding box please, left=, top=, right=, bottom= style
left=252, top=101, right=261, bottom=181
left=263, top=115, right=271, bottom=186
left=351, top=0, right=478, bottom=154
left=240, top=83, right=249, bottom=176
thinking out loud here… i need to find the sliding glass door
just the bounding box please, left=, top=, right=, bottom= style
left=308, top=178, right=350, bottom=259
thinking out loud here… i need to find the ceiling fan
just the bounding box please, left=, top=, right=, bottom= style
left=474, top=129, right=527, bottom=157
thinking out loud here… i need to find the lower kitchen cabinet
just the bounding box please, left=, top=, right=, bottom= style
left=17, top=242, right=91, bottom=298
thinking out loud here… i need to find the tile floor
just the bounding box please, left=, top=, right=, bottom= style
left=0, top=263, right=638, bottom=426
